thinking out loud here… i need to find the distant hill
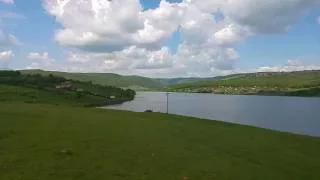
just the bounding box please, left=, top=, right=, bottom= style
left=20, top=69, right=320, bottom=96
left=157, top=77, right=216, bottom=86
left=169, top=70, right=320, bottom=96
left=21, top=69, right=163, bottom=90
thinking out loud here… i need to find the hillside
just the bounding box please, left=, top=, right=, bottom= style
left=169, top=70, right=320, bottom=96
left=157, top=77, right=216, bottom=86
left=1, top=70, right=320, bottom=179
left=19, top=69, right=320, bottom=96
left=21, top=69, right=163, bottom=90
left=0, top=71, right=135, bottom=106
left=1, top=102, right=320, bottom=179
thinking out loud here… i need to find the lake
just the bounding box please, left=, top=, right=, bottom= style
left=104, top=92, right=320, bottom=136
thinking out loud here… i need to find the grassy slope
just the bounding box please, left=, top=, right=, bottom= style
left=0, top=71, right=135, bottom=106
left=157, top=77, right=216, bottom=86
left=0, top=84, right=108, bottom=106
left=169, top=70, right=320, bottom=95
left=21, top=69, right=163, bottom=89
left=1, top=102, right=320, bottom=180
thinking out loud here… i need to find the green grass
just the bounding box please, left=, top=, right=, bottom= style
left=157, top=77, right=216, bottom=86
left=1, top=102, right=320, bottom=180
left=21, top=69, right=163, bottom=90
left=0, top=84, right=110, bottom=106
left=0, top=71, right=135, bottom=106
left=171, top=70, right=320, bottom=89
left=169, top=70, right=320, bottom=96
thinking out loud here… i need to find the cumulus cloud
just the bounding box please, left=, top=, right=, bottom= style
left=0, top=50, right=13, bottom=61
left=26, top=52, right=56, bottom=70
left=62, top=42, right=241, bottom=77
left=0, top=0, right=14, bottom=4
left=27, top=52, right=55, bottom=62
left=257, top=60, right=320, bottom=72
left=184, top=0, right=319, bottom=33
left=42, top=0, right=320, bottom=77
left=214, top=24, right=251, bottom=45
left=65, top=46, right=173, bottom=73
left=223, top=0, right=319, bottom=33
left=44, top=0, right=185, bottom=52
left=0, top=30, right=20, bottom=46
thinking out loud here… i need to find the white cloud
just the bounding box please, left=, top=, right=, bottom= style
left=26, top=52, right=56, bottom=70
left=223, top=0, right=319, bottom=33
left=44, top=0, right=185, bottom=52
left=257, top=60, right=320, bottom=72
left=42, top=0, right=320, bottom=77
left=0, top=30, right=20, bottom=46
left=27, top=52, right=54, bottom=62
left=53, top=43, right=240, bottom=77
left=214, top=24, right=251, bottom=45
left=184, top=0, right=319, bottom=33
left=173, top=43, right=240, bottom=75
left=64, top=46, right=173, bottom=73
left=0, top=50, right=13, bottom=61
left=0, top=0, right=14, bottom=4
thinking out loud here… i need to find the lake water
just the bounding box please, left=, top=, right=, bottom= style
left=104, top=92, right=320, bottom=136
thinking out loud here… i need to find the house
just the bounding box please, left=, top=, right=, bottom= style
left=56, top=81, right=73, bottom=89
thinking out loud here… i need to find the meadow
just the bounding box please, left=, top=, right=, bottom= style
left=1, top=70, right=320, bottom=179
left=1, top=102, right=320, bottom=180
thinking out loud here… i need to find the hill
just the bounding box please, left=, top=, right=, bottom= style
left=21, top=69, right=163, bottom=90
left=19, top=69, right=320, bottom=96
left=1, top=102, right=320, bottom=179
left=157, top=77, right=216, bottom=86
left=0, top=70, right=135, bottom=106
left=169, top=70, right=320, bottom=96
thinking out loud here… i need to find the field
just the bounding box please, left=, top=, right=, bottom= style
left=1, top=102, right=320, bottom=180
left=1, top=70, right=320, bottom=179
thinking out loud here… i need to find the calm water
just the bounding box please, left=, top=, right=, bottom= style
left=105, top=92, right=320, bottom=136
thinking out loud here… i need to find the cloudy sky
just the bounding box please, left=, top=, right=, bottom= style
left=0, top=0, right=320, bottom=77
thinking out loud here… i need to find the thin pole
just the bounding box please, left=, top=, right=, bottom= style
left=166, top=92, right=169, bottom=114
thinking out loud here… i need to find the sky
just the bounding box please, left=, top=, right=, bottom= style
left=0, top=0, right=320, bottom=78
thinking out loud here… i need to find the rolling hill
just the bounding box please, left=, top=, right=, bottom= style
left=21, top=69, right=163, bottom=90
left=157, top=77, right=216, bottom=86
left=0, top=70, right=135, bottom=106
left=19, top=69, right=320, bottom=96
left=21, top=70, right=218, bottom=89
left=169, top=70, right=320, bottom=96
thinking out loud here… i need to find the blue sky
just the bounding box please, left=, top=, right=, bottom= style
left=0, top=0, right=319, bottom=77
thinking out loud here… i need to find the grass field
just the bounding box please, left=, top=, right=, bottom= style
left=0, top=84, right=108, bottom=106
left=1, top=102, right=320, bottom=180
